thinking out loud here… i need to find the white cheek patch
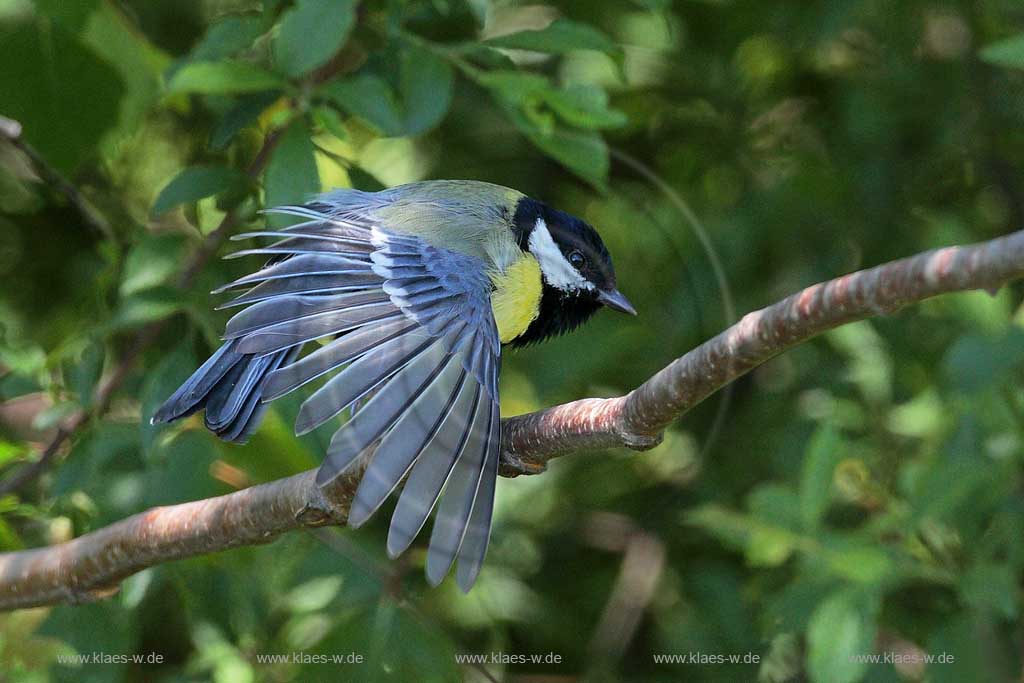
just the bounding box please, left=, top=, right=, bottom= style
left=528, top=217, right=593, bottom=292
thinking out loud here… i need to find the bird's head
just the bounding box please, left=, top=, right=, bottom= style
left=510, top=197, right=635, bottom=346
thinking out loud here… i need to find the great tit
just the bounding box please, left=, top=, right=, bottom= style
left=153, top=180, right=635, bottom=590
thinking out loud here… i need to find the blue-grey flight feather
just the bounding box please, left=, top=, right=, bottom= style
left=154, top=189, right=508, bottom=588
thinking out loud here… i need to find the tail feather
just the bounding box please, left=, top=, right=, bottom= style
left=152, top=342, right=299, bottom=444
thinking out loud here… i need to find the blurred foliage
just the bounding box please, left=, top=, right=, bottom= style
left=1, top=0, right=1024, bottom=681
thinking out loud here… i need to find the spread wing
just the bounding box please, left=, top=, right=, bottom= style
left=217, top=202, right=501, bottom=590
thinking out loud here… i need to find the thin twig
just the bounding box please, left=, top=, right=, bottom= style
left=0, top=129, right=283, bottom=498
left=0, top=114, right=114, bottom=242
left=0, top=229, right=1022, bottom=610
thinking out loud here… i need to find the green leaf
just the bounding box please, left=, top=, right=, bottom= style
left=52, top=423, right=140, bottom=498
left=542, top=83, right=628, bottom=129
left=348, top=166, right=387, bottom=191
left=67, top=339, right=105, bottom=406
left=152, top=166, right=248, bottom=215
left=210, top=91, right=281, bottom=150
left=480, top=71, right=612, bottom=186
left=273, top=0, right=356, bottom=77
left=960, top=563, right=1019, bottom=619
left=507, top=103, right=609, bottom=189
left=40, top=601, right=136, bottom=683
left=139, top=342, right=197, bottom=453
left=313, top=105, right=349, bottom=140
left=943, top=328, right=1024, bottom=393
left=166, top=61, right=284, bottom=95
left=909, top=456, right=992, bottom=524
left=806, top=588, right=881, bottom=683
left=35, top=0, right=99, bottom=31
left=980, top=34, right=1024, bottom=70
left=484, top=18, right=623, bottom=62
left=686, top=504, right=801, bottom=567
left=282, top=575, right=344, bottom=613
left=478, top=70, right=551, bottom=103
left=110, top=287, right=183, bottom=330
left=188, top=15, right=265, bottom=63
left=322, top=75, right=404, bottom=136
left=81, top=2, right=168, bottom=136
left=0, top=21, right=124, bottom=173
left=820, top=541, right=894, bottom=585
left=927, top=615, right=1001, bottom=683
left=265, top=119, right=320, bottom=226
left=145, top=430, right=228, bottom=507
left=120, top=233, right=188, bottom=297
left=399, top=45, right=455, bottom=135
left=458, top=43, right=517, bottom=70
left=308, top=603, right=459, bottom=683
left=800, top=423, right=841, bottom=531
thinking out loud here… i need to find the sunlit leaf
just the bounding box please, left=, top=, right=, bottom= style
left=166, top=61, right=284, bottom=95
left=484, top=18, right=623, bottom=63
left=980, top=34, right=1024, bottom=70
left=542, top=83, right=627, bottom=129
left=282, top=575, right=344, bottom=613
left=313, top=105, right=349, bottom=140
left=110, top=287, right=183, bottom=329
left=686, top=504, right=801, bottom=567
left=806, top=588, right=880, bottom=683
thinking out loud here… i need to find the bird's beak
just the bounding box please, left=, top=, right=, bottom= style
left=597, top=288, right=637, bottom=316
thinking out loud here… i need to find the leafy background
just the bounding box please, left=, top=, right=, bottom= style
left=1, top=1, right=1024, bottom=681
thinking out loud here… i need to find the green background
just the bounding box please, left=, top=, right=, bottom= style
left=1, top=0, right=1024, bottom=681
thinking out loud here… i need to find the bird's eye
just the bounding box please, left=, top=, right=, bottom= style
left=568, top=250, right=586, bottom=269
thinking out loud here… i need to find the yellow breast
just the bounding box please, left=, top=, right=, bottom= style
left=490, top=252, right=543, bottom=344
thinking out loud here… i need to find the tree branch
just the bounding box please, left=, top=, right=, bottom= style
left=1, top=230, right=1022, bottom=611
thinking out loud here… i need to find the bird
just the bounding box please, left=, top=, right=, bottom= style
left=152, top=180, right=636, bottom=590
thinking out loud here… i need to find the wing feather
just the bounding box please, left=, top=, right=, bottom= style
left=234, top=303, right=400, bottom=354
left=347, top=365, right=470, bottom=527
left=315, top=334, right=461, bottom=482
left=231, top=230, right=375, bottom=251
left=425, top=394, right=497, bottom=585
left=296, top=330, right=440, bottom=436
left=455, top=412, right=500, bottom=591
left=223, top=290, right=390, bottom=340
left=216, top=273, right=382, bottom=309
left=193, top=202, right=505, bottom=590
left=151, top=340, right=241, bottom=423
left=386, top=382, right=486, bottom=558
left=212, top=254, right=376, bottom=293
left=262, top=317, right=417, bottom=401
